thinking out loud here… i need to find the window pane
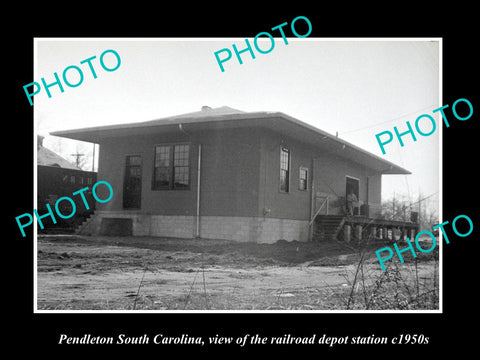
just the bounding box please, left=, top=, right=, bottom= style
left=130, top=167, right=141, bottom=178
left=155, top=146, right=170, bottom=167
left=174, top=144, right=189, bottom=167
left=154, top=146, right=171, bottom=188
left=155, top=167, right=170, bottom=187
left=154, top=144, right=190, bottom=190
left=280, top=170, right=289, bottom=192
left=127, top=155, right=141, bottom=166
left=174, top=166, right=189, bottom=188
left=299, top=167, right=308, bottom=190
left=280, top=147, right=290, bottom=192
left=280, top=148, right=289, bottom=171
left=299, top=179, right=306, bottom=190
left=173, top=144, right=189, bottom=188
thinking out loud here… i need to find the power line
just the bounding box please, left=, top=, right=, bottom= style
left=410, top=191, right=439, bottom=206
left=385, top=190, right=438, bottom=205
left=339, top=104, right=436, bottom=135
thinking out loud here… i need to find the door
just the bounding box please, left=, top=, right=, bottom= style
left=123, top=155, right=142, bottom=209
left=346, top=176, right=360, bottom=215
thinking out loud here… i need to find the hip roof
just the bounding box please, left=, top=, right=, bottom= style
left=51, top=106, right=410, bottom=175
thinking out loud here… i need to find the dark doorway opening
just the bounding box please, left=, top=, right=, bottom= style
left=346, top=176, right=360, bottom=215
left=123, top=155, right=142, bottom=209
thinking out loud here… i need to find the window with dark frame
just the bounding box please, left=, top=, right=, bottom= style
left=153, top=144, right=190, bottom=190
left=299, top=167, right=308, bottom=191
left=280, top=146, right=290, bottom=193
left=173, top=144, right=190, bottom=189
left=154, top=145, right=171, bottom=189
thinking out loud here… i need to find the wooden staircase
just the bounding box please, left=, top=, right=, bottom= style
left=312, top=215, right=345, bottom=241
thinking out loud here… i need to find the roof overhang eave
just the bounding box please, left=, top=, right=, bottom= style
left=50, top=112, right=412, bottom=175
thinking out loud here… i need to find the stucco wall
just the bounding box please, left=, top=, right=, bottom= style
left=94, top=125, right=383, bottom=230
left=96, top=127, right=261, bottom=217
left=196, top=128, right=261, bottom=217
left=258, top=129, right=312, bottom=221
left=96, top=131, right=197, bottom=215
left=367, top=173, right=382, bottom=217
left=258, top=128, right=383, bottom=220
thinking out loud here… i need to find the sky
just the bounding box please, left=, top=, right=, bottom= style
left=35, top=38, right=441, bottom=209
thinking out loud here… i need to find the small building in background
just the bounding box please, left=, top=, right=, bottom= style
left=37, top=135, right=97, bottom=232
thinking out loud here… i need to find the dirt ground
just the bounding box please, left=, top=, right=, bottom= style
left=36, top=235, right=439, bottom=311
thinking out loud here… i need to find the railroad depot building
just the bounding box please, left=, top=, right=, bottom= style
left=51, top=106, right=416, bottom=242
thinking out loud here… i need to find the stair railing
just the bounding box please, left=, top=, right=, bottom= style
left=309, top=196, right=329, bottom=226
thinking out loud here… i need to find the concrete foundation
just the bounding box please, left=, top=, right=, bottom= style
left=78, top=211, right=309, bottom=243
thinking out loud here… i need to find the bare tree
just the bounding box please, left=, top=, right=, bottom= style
left=382, top=192, right=439, bottom=231
left=382, top=195, right=411, bottom=222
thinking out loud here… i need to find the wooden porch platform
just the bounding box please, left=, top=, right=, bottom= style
left=312, top=214, right=419, bottom=242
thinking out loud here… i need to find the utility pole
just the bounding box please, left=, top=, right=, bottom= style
left=392, top=191, right=395, bottom=220
left=418, top=192, right=422, bottom=230
left=71, top=152, right=85, bottom=169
